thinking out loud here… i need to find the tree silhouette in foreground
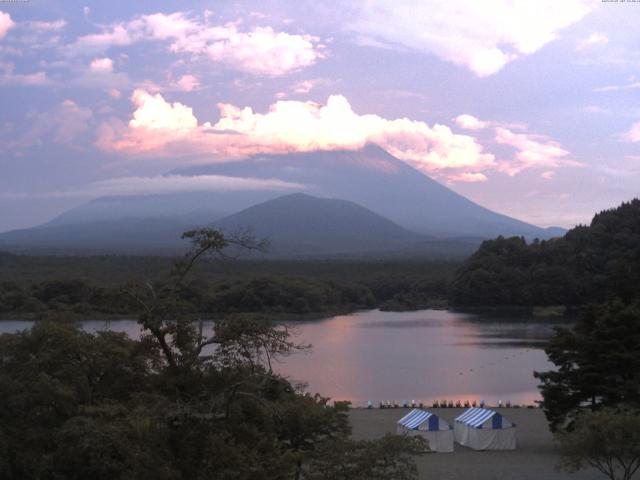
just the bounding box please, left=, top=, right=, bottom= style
left=557, top=408, right=640, bottom=480
left=0, top=228, right=424, bottom=480
left=534, top=301, right=640, bottom=432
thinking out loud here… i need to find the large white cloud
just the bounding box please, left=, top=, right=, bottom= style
left=0, top=11, right=14, bottom=39
left=349, top=0, right=594, bottom=76
left=128, top=89, right=197, bottom=130
left=98, top=90, right=495, bottom=175
left=69, top=12, right=322, bottom=76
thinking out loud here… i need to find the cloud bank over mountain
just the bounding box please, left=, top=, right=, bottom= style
left=98, top=90, right=495, bottom=178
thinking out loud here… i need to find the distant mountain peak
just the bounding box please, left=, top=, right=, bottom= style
left=213, top=193, right=425, bottom=257
left=0, top=147, right=564, bottom=256
left=173, top=147, right=557, bottom=239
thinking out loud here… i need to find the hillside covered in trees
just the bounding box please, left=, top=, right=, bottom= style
left=450, top=199, right=640, bottom=307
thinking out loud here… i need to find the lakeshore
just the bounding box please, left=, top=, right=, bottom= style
left=349, top=408, right=601, bottom=480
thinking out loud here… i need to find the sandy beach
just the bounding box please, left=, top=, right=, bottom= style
left=349, top=408, right=602, bottom=480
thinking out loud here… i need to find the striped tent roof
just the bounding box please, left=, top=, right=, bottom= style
left=455, top=408, right=504, bottom=429
left=397, top=409, right=437, bottom=430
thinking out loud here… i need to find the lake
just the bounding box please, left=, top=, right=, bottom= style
left=0, top=309, right=560, bottom=406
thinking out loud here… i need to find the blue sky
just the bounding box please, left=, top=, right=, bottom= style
left=1, top=0, right=639, bottom=232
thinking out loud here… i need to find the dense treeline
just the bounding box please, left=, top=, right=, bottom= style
left=0, top=253, right=457, bottom=284
left=0, top=258, right=455, bottom=319
left=450, top=199, right=640, bottom=307
left=0, top=274, right=450, bottom=319
left=0, top=277, right=375, bottom=319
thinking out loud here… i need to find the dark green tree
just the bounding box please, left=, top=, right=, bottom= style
left=0, top=322, right=158, bottom=479
left=450, top=199, right=640, bottom=308
left=535, top=301, right=640, bottom=431
left=0, top=228, right=421, bottom=480
left=556, top=408, right=640, bottom=480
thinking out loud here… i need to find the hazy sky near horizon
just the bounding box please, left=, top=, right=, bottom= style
left=1, top=0, right=639, bottom=232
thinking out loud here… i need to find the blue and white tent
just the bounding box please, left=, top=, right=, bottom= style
left=454, top=408, right=516, bottom=450
left=396, top=409, right=454, bottom=452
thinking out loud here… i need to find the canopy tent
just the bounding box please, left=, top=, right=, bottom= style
left=454, top=407, right=516, bottom=450
left=396, top=409, right=454, bottom=453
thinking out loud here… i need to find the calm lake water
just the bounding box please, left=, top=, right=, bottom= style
left=0, top=309, right=560, bottom=406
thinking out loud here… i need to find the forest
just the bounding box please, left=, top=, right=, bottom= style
left=450, top=199, right=640, bottom=308
left=3, top=200, right=640, bottom=321
left=0, top=255, right=455, bottom=319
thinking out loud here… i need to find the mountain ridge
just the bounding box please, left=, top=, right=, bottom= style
left=213, top=192, right=426, bottom=257
left=0, top=146, right=566, bottom=256
left=173, top=145, right=564, bottom=239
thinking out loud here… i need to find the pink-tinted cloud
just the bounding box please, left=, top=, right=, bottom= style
left=89, top=57, right=113, bottom=72
left=69, top=12, right=323, bottom=76
left=203, top=25, right=320, bottom=76
left=176, top=74, right=200, bottom=92
left=495, top=127, right=577, bottom=175
left=133, top=12, right=196, bottom=41
left=623, top=120, right=640, bottom=142
left=0, top=11, right=14, bottom=39
left=98, top=91, right=495, bottom=174
left=129, top=89, right=197, bottom=130
left=350, top=0, right=594, bottom=76
left=73, top=24, right=133, bottom=52
left=455, top=114, right=489, bottom=130
left=447, top=172, right=488, bottom=183
left=441, top=113, right=577, bottom=178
